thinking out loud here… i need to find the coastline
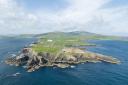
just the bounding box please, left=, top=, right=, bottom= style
left=4, top=32, right=122, bottom=72
left=1, top=37, right=127, bottom=85
left=5, top=41, right=121, bottom=72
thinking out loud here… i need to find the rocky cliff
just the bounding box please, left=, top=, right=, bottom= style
left=5, top=47, right=120, bottom=72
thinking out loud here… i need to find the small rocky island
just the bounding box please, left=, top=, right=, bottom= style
left=5, top=32, right=121, bottom=72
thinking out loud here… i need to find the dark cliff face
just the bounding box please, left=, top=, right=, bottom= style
left=5, top=48, right=120, bottom=72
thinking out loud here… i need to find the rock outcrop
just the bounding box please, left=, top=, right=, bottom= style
left=5, top=47, right=120, bottom=72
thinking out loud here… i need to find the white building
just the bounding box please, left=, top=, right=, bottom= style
left=47, top=39, right=53, bottom=42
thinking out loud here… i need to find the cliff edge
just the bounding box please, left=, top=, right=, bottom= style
left=5, top=47, right=120, bottom=72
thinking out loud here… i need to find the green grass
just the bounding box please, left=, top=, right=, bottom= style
left=32, top=32, right=121, bottom=54
left=32, top=44, right=59, bottom=54
left=32, top=35, right=95, bottom=54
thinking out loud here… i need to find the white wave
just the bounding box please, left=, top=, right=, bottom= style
left=70, top=65, right=75, bottom=68
left=13, top=72, right=21, bottom=76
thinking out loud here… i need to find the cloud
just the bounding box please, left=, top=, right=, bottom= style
left=35, top=0, right=110, bottom=32
left=0, top=0, right=39, bottom=34
left=0, top=0, right=128, bottom=36
left=98, top=6, right=128, bottom=36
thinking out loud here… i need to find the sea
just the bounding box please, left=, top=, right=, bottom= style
left=0, top=37, right=128, bottom=85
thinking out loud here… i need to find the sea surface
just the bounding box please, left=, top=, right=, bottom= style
left=0, top=38, right=128, bottom=85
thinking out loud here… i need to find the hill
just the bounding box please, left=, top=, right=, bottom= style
left=35, top=31, right=122, bottom=40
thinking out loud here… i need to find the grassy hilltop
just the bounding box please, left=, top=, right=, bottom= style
left=32, top=31, right=120, bottom=54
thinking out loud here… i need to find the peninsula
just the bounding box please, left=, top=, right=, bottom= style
left=5, top=31, right=121, bottom=72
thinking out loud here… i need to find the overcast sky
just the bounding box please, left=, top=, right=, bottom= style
left=0, top=0, right=128, bottom=36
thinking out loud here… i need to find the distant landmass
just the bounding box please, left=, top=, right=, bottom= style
left=0, top=31, right=127, bottom=40
left=35, top=31, right=127, bottom=40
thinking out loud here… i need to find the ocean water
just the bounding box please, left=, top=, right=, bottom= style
left=0, top=38, right=128, bottom=85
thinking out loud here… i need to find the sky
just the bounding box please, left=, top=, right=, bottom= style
left=0, top=0, right=128, bottom=36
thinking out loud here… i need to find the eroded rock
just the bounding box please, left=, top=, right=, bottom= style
left=5, top=47, right=120, bottom=72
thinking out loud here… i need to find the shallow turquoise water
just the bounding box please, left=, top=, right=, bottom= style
left=0, top=38, right=128, bottom=85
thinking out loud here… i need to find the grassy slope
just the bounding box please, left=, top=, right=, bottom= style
left=32, top=31, right=122, bottom=54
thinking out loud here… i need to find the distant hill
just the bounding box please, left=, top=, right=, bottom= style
left=0, top=31, right=127, bottom=40
left=36, top=31, right=98, bottom=37
left=35, top=31, right=124, bottom=40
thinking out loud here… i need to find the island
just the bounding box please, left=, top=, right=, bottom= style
left=5, top=31, right=121, bottom=72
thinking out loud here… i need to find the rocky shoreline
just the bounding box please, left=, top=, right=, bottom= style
left=5, top=47, right=120, bottom=72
